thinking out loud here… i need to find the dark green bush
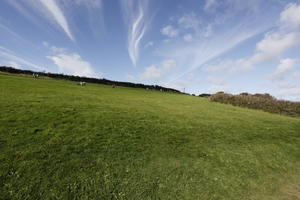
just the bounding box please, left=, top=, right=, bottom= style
left=209, top=92, right=300, bottom=117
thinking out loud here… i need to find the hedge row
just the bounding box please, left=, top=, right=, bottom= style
left=209, top=92, right=300, bottom=117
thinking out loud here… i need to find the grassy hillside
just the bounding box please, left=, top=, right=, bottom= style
left=0, top=73, right=300, bottom=200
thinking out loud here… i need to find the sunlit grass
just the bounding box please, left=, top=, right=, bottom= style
left=0, top=73, right=299, bottom=199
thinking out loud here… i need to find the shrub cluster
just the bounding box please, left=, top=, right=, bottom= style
left=198, top=93, right=211, bottom=98
left=209, top=92, right=300, bottom=117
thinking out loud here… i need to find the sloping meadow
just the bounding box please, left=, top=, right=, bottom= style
left=0, top=73, right=300, bottom=199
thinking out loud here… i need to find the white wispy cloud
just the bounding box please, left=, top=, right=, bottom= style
left=206, top=85, right=229, bottom=94
left=280, top=3, right=300, bottom=30
left=6, top=0, right=104, bottom=42
left=161, top=12, right=203, bottom=40
left=202, top=58, right=251, bottom=73
left=267, top=63, right=300, bottom=101
left=168, top=25, right=266, bottom=78
left=151, top=0, right=289, bottom=96
left=7, top=61, right=22, bottom=69
left=62, top=0, right=104, bottom=39
left=43, top=41, right=66, bottom=53
left=159, top=1, right=276, bottom=87
left=161, top=25, right=179, bottom=38
left=4, top=0, right=42, bottom=28
left=199, top=2, right=300, bottom=100
left=277, top=86, right=300, bottom=101
left=145, top=41, right=154, bottom=48
left=202, top=31, right=300, bottom=74
left=252, top=32, right=300, bottom=63
left=37, top=0, right=74, bottom=41
left=203, top=76, right=228, bottom=93
left=72, top=0, right=102, bottom=8
left=207, top=76, right=226, bottom=85
left=266, top=58, right=300, bottom=101
left=120, top=0, right=150, bottom=66
left=203, top=0, right=262, bottom=13
left=125, top=74, right=136, bottom=82
left=0, top=60, right=22, bottom=69
left=204, top=0, right=218, bottom=12
left=269, top=58, right=297, bottom=80
left=183, top=34, right=193, bottom=42
left=44, top=41, right=100, bottom=77
left=178, top=12, right=201, bottom=31
left=0, top=46, right=45, bottom=71
left=6, top=0, right=74, bottom=41
left=47, top=53, right=98, bottom=77
left=139, top=59, right=176, bottom=82
left=202, top=3, right=300, bottom=74
left=0, top=22, right=31, bottom=44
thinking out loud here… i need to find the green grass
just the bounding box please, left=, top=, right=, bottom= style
left=0, top=73, right=300, bottom=200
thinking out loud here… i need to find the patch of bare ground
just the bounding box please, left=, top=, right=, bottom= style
left=281, top=180, right=300, bottom=200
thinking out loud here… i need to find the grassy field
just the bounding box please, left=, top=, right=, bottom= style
left=0, top=73, right=300, bottom=200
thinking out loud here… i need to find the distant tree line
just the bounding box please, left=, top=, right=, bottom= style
left=0, top=66, right=181, bottom=93
left=209, top=92, right=300, bottom=117
left=198, top=93, right=211, bottom=98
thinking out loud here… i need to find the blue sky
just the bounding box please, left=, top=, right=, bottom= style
left=1, top=0, right=300, bottom=100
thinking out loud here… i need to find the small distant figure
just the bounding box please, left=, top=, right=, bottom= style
left=79, top=81, right=86, bottom=86
left=160, top=89, right=163, bottom=92
left=32, top=73, right=39, bottom=78
left=146, top=88, right=149, bottom=90
left=112, top=84, right=116, bottom=88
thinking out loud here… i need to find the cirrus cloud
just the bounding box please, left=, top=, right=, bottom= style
left=120, top=0, right=151, bottom=66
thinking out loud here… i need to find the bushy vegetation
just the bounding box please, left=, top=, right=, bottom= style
left=198, top=93, right=211, bottom=98
left=0, top=66, right=180, bottom=93
left=1, top=73, right=300, bottom=199
left=209, top=92, right=300, bottom=117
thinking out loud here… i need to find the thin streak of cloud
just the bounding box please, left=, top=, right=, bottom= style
left=0, top=46, right=46, bottom=71
left=4, top=0, right=41, bottom=27
left=6, top=61, right=22, bottom=69
left=38, top=0, right=74, bottom=41
left=0, top=23, right=27, bottom=43
left=200, top=3, right=300, bottom=76
left=72, top=0, right=102, bottom=8
left=61, top=0, right=104, bottom=39
left=161, top=1, right=279, bottom=86
left=120, top=0, right=150, bottom=66
left=204, top=0, right=218, bottom=11
left=166, top=26, right=268, bottom=84
left=5, top=0, right=74, bottom=41
left=0, top=21, right=40, bottom=50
